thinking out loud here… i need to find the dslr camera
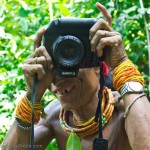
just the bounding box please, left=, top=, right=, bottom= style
left=44, top=17, right=103, bottom=77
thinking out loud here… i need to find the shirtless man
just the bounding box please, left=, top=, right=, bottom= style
left=2, top=2, right=150, bottom=150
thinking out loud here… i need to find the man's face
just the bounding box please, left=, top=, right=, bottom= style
left=51, top=67, right=100, bottom=109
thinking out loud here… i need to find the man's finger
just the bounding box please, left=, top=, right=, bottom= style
left=91, top=31, right=120, bottom=52
left=34, top=28, right=47, bottom=50
left=96, top=35, right=122, bottom=57
left=22, top=64, right=45, bottom=80
left=35, top=46, right=52, bottom=70
left=89, top=19, right=113, bottom=40
left=96, top=2, right=112, bottom=27
left=24, top=56, right=47, bottom=68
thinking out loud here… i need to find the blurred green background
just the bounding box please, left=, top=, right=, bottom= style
left=0, top=0, right=149, bottom=149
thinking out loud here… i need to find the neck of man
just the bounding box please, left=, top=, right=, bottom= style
left=71, top=94, right=99, bottom=123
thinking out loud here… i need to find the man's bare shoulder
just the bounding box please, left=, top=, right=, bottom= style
left=38, top=99, right=61, bottom=128
left=45, top=99, right=61, bottom=121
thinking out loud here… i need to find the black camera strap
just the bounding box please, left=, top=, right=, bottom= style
left=30, top=74, right=38, bottom=150
left=93, top=63, right=108, bottom=150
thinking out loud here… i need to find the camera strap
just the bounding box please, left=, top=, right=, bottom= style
left=93, top=63, right=108, bottom=150
left=29, top=66, right=108, bottom=150
left=30, top=73, right=38, bottom=150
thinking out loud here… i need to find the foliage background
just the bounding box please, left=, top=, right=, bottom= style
left=0, top=0, right=149, bottom=149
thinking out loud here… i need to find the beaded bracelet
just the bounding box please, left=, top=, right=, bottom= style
left=15, top=96, right=43, bottom=124
left=124, top=93, right=146, bottom=118
left=113, top=60, right=144, bottom=91
left=15, top=117, right=31, bottom=130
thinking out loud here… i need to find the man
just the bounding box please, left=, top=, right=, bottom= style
left=2, top=2, right=150, bottom=150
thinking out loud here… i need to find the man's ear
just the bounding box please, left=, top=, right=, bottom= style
left=94, top=67, right=100, bottom=75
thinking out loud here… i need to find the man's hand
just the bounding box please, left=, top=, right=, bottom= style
left=89, top=2, right=128, bottom=68
left=22, top=28, right=54, bottom=101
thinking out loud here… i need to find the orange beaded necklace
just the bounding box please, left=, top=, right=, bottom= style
left=59, top=87, right=114, bottom=138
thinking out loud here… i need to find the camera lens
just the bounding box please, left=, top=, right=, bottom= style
left=53, top=36, right=84, bottom=67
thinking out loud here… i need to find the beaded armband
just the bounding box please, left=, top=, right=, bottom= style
left=113, top=60, right=144, bottom=92
left=15, top=96, right=43, bottom=124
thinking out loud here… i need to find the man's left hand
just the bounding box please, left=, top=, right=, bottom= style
left=89, top=3, right=128, bottom=68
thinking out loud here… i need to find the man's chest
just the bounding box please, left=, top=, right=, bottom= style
left=52, top=110, right=131, bottom=150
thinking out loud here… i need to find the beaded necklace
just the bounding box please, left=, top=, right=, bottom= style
left=59, top=87, right=114, bottom=138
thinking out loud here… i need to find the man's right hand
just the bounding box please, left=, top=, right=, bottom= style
left=22, top=28, right=54, bottom=101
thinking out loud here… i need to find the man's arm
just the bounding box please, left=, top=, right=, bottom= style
left=89, top=4, right=150, bottom=149
left=124, top=94, right=150, bottom=150
left=2, top=97, right=61, bottom=150
left=2, top=117, right=53, bottom=150
left=2, top=121, right=30, bottom=150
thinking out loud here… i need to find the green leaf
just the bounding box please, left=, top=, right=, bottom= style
left=123, top=6, right=137, bottom=14
left=59, top=4, right=70, bottom=16
left=46, top=139, right=58, bottom=150
left=0, top=26, right=5, bottom=38
left=18, top=7, right=30, bottom=17
left=66, top=131, right=82, bottom=150
left=19, top=18, right=28, bottom=33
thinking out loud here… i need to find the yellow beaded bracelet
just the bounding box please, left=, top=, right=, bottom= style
left=113, top=60, right=144, bottom=91
left=15, top=96, right=43, bottom=124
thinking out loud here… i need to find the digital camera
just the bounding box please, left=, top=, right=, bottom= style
left=44, top=17, right=103, bottom=77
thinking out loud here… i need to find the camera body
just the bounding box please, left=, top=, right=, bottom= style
left=44, top=17, right=102, bottom=77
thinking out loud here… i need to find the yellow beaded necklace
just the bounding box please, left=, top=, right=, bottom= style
left=73, top=116, right=95, bottom=127
left=59, top=87, right=114, bottom=138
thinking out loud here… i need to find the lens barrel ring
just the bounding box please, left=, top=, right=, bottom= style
left=52, top=35, right=85, bottom=68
